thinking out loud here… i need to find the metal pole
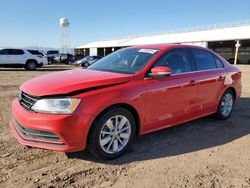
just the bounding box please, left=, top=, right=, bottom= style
left=234, top=40, right=240, bottom=66
left=104, top=48, right=106, bottom=56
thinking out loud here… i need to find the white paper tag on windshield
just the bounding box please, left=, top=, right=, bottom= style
left=138, top=49, right=158, bottom=54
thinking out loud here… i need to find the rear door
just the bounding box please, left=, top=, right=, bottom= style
left=190, top=48, right=225, bottom=115
left=9, top=49, right=26, bottom=64
left=145, top=48, right=199, bottom=132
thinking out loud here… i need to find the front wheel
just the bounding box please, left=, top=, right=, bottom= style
left=88, top=107, right=136, bottom=159
left=25, top=60, right=37, bottom=70
left=82, top=62, right=89, bottom=68
left=216, top=90, right=235, bottom=120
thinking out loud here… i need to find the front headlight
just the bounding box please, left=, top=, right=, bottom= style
left=31, top=98, right=81, bottom=114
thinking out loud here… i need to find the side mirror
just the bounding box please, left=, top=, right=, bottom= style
left=148, top=66, right=172, bottom=78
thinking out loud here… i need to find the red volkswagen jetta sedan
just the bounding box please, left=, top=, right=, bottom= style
left=10, top=44, right=241, bottom=159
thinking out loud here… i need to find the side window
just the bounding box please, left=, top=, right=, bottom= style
left=192, top=49, right=217, bottom=71
left=0, top=49, right=10, bottom=55
left=11, top=49, right=24, bottom=55
left=0, top=49, right=8, bottom=55
left=153, top=48, right=194, bottom=74
left=214, top=56, right=224, bottom=69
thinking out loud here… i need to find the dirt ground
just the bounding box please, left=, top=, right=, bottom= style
left=0, top=64, right=249, bottom=188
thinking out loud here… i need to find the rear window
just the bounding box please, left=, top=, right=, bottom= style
left=214, top=56, right=224, bottom=69
left=47, top=50, right=59, bottom=55
left=28, top=50, right=43, bottom=55
left=11, top=49, right=24, bottom=55
left=192, top=49, right=217, bottom=71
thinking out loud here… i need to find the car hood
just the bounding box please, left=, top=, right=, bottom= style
left=75, top=60, right=84, bottom=64
left=20, top=69, right=132, bottom=96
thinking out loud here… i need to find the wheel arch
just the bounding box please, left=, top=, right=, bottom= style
left=216, top=86, right=237, bottom=120
left=26, top=59, right=38, bottom=65
left=223, top=86, right=237, bottom=100
left=87, top=103, right=141, bottom=145
left=216, top=86, right=237, bottom=112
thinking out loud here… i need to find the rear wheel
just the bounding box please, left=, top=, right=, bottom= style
left=216, top=89, right=235, bottom=120
left=25, top=60, right=37, bottom=70
left=88, top=107, right=136, bottom=159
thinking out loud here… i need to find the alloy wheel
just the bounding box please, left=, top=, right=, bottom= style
left=28, top=62, right=36, bottom=70
left=99, top=115, right=131, bottom=154
left=221, top=93, right=233, bottom=117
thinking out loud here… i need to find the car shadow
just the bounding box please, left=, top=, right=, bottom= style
left=66, top=97, right=250, bottom=165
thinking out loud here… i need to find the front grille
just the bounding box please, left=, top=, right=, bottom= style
left=14, top=120, right=63, bottom=143
left=19, top=91, right=39, bottom=110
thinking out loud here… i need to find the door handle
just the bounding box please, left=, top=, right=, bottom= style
left=218, top=76, right=224, bottom=81
left=189, top=80, right=196, bottom=86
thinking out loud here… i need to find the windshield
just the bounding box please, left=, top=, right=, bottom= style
left=82, top=56, right=91, bottom=61
left=87, top=48, right=159, bottom=74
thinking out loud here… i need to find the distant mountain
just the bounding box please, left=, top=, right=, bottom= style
left=0, top=46, right=58, bottom=51
left=0, top=46, right=74, bottom=54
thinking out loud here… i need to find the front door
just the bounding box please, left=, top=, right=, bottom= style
left=0, top=49, right=10, bottom=64
left=144, top=48, right=198, bottom=132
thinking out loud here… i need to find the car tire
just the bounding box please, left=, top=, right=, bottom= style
left=215, top=89, right=235, bottom=120
left=88, top=107, right=136, bottom=159
left=83, top=62, right=89, bottom=68
left=25, top=60, right=37, bottom=70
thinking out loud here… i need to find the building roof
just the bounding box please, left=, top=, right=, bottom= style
left=76, top=21, right=250, bottom=49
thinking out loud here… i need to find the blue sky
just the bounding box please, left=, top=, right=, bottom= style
left=0, top=0, right=249, bottom=48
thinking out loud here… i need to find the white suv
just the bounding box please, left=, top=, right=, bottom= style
left=0, top=48, right=48, bottom=70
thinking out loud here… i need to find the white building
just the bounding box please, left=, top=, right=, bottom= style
left=75, top=21, right=250, bottom=64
